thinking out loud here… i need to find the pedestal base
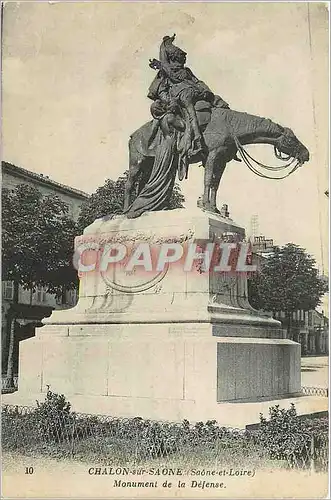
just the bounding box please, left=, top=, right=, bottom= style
left=16, top=322, right=301, bottom=420
left=13, top=209, right=302, bottom=421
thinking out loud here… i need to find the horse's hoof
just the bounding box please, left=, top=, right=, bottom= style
left=210, top=207, right=221, bottom=215
left=197, top=196, right=216, bottom=213
left=201, top=204, right=212, bottom=213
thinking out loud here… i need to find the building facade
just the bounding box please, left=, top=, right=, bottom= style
left=2, top=162, right=87, bottom=220
left=273, top=309, right=329, bottom=356
left=250, top=235, right=329, bottom=356
left=2, top=162, right=89, bottom=387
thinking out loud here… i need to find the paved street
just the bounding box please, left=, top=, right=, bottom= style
left=301, top=356, right=328, bottom=388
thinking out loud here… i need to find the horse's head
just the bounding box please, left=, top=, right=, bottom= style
left=276, top=128, right=310, bottom=164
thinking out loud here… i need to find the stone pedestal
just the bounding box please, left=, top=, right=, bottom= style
left=15, top=209, right=301, bottom=423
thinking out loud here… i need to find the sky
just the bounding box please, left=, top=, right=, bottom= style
left=2, top=2, right=329, bottom=277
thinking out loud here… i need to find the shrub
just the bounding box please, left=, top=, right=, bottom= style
left=256, top=403, right=326, bottom=467
left=33, top=387, right=73, bottom=443
left=36, top=386, right=71, bottom=414
left=2, top=395, right=328, bottom=471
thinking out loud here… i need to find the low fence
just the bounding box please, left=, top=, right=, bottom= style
left=1, top=376, right=18, bottom=393
left=302, top=386, right=328, bottom=397
left=2, top=404, right=328, bottom=472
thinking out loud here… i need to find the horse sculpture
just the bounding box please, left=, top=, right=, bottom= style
left=124, top=105, right=310, bottom=216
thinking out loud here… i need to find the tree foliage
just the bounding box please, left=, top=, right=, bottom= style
left=77, top=171, right=185, bottom=232
left=2, top=184, right=78, bottom=294
left=257, top=403, right=328, bottom=465
left=249, top=243, right=328, bottom=314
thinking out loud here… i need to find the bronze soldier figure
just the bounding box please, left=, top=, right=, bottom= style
left=148, top=34, right=229, bottom=156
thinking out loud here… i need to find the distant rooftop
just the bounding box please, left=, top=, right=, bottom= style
left=2, top=161, right=89, bottom=200
left=252, top=235, right=275, bottom=254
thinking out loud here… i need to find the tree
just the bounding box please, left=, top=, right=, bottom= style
left=2, top=184, right=78, bottom=292
left=77, top=171, right=185, bottom=232
left=2, top=184, right=78, bottom=384
left=248, top=243, right=328, bottom=337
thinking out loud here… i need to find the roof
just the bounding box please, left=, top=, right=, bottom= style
left=313, top=309, right=329, bottom=322
left=2, top=161, right=89, bottom=200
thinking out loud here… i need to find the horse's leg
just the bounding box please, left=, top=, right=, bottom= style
left=202, top=149, right=220, bottom=210
left=210, top=158, right=227, bottom=213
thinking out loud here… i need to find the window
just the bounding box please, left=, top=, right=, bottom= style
left=36, top=286, right=47, bottom=303
left=308, top=311, right=312, bottom=327
left=2, top=281, right=14, bottom=300
left=66, top=289, right=77, bottom=306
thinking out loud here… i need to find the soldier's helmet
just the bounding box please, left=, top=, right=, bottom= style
left=160, top=35, right=187, bottom=63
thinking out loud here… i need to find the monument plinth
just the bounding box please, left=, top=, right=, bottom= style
left=16, top=209, right=301, bottom=423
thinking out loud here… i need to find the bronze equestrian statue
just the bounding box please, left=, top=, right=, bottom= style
left=123, top=35, right=309, bottom=218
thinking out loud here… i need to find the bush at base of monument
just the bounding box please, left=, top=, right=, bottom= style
left=2, top=390, right=328, bottom=471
